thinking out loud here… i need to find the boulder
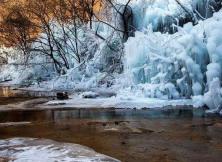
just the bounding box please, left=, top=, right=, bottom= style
left=56, top=92, right=69, bottom=100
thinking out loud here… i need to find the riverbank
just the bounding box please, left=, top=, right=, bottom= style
left=0, top=85, right=194, bottom=110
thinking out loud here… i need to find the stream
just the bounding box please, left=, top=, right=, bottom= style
left=0, top=86, right=222, bottom=162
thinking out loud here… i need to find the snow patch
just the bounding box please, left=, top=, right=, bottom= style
left=0, top=138, right=119, bottom=162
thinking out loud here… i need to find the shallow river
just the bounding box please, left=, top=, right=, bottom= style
left=0, top=99, right=222, bottom=162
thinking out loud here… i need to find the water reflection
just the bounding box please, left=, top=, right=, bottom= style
left=0, top=108, right=221, bottom=162
left=0, top=108, right=207, bottom=123
left=0, top=86, right=13, bottom=97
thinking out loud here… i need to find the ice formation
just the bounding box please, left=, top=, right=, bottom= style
left=129, top=0, right=222, bottom=33
left=0, top=138, right=119, bottom=162
left=121, top=7, right=222, bottom=111
left=1, top=0, right=222, bottom=111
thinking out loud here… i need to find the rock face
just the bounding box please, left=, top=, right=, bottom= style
left=0, top=138, right=120, bottom=162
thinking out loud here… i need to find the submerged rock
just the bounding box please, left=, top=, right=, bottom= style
left=0, top=122, right=31, bottom=127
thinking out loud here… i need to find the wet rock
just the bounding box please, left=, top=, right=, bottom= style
left=56, top=92, right=69, bottom=100
left=47, top=102, right=66, bottom=106
left=121, top=141, right=126, bottom=145
left=213, top=123, right=222, bottom=128
left=115, top=121, right=119, bottom=125
left=140, top=128, right=155, bottom=134
left=157, top=129, right=165, bottom=134
left=189, top=122, right=215, bottom=128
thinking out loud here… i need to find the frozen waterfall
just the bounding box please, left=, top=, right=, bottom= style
left=122, top=4, right=222, bottom=111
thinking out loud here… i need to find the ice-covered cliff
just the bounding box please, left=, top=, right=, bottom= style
left=121, top=6, right=222, bottom=111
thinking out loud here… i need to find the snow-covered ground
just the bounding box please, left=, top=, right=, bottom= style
left=44, top=93, right=193, bottom=109
left=0, top=138, right=119, bottom=162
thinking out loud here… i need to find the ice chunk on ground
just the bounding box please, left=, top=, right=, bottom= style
left=192, top=95, right=205, bottom=108
left=81, top=91, right=100, bottom=99
left=0, top=138, right=119, bottom=162
left=204, top=78, right=222, bottom=110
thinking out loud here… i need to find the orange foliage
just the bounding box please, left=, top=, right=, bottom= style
left=0, top=0, right=105, bottom=47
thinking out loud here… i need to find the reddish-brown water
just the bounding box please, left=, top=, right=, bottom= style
left=0, top=106, right=222, bottom=162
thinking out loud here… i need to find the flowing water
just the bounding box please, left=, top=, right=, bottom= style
left=0, top=86, right=222, bottom=162
left=0, top=106, right=222, bottom=162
